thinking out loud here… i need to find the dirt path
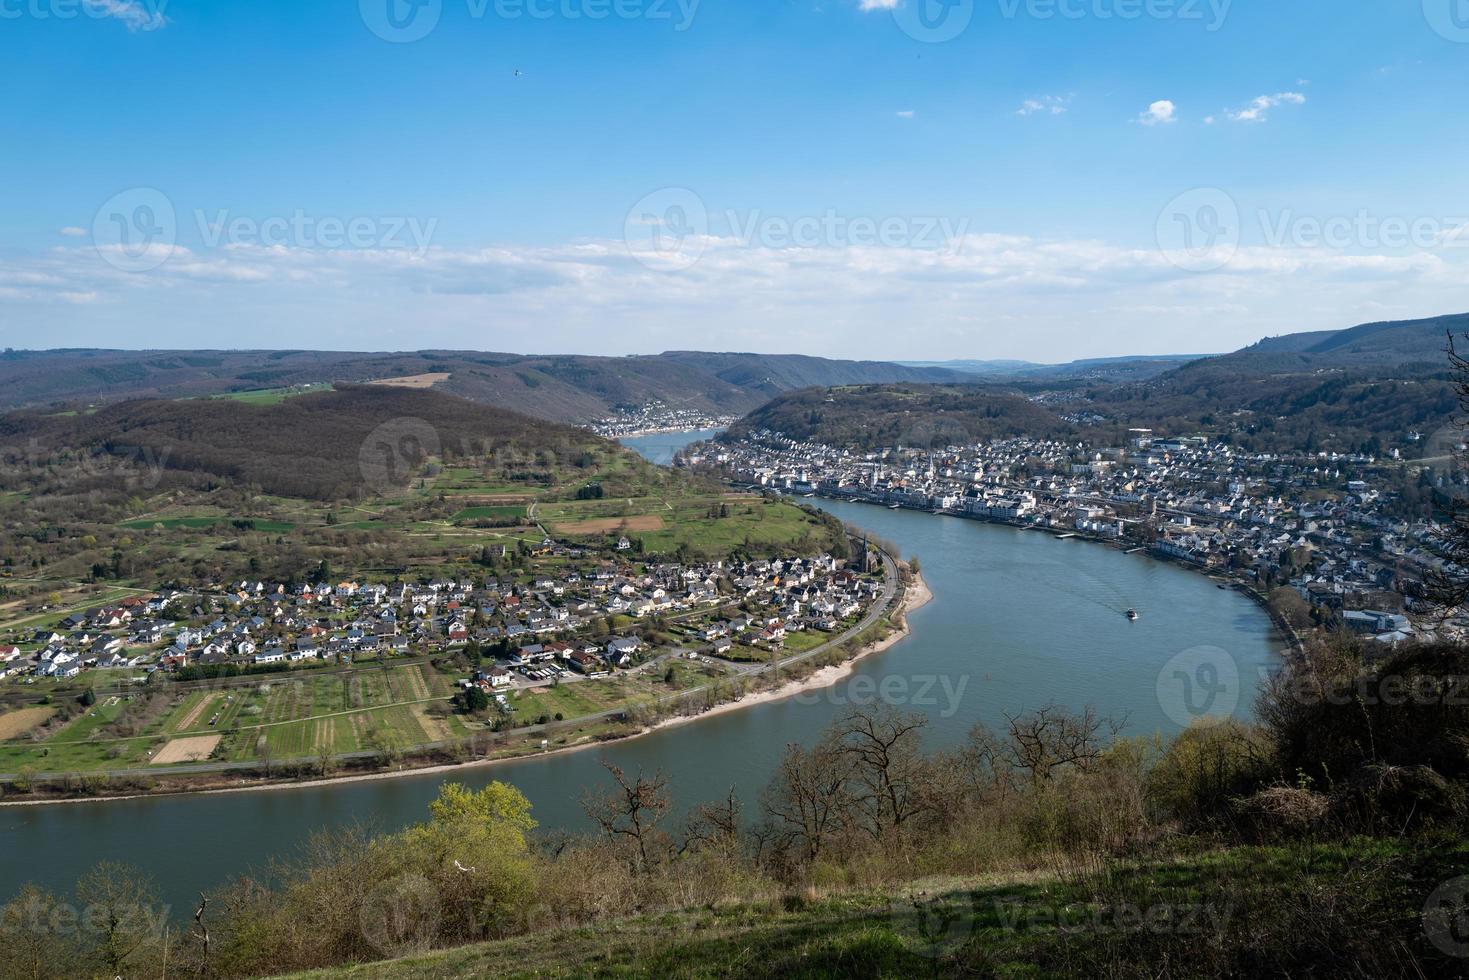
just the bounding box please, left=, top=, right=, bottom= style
left=172, top=694, right=218, bottom=733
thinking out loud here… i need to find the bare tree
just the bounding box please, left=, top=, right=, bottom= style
left=581, top=761, right=672, bottom=873
left=193, top=894, right=213, bottom=979
left=761, top=740, right=856, bottom=866
left=73, top=861, right=164, bottom=976
left=680, top=788, right=742, bottom=856
left=0, top=884, right=86, bottom=979
left=830, top=706, right=931, bottom=839
left=1001, top=704, right=1126, bottom=783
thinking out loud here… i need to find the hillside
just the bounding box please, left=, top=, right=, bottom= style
left=0, top=383, right=844, bottom=587
left=1240, top=312, right=1466, bottom=362
left=0, top=350, right=968, bottom=422
left=726, top=384, right=1073, bottom=449
left=658, top=351, right=969, bottom=396
left=0, top=385, right=599, bottom=501
left=1091, top=313, right=1467, bottom=454
left=292, top=840, right=1469, bottom=979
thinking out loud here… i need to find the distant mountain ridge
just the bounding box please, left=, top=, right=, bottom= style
left=1236, top=312, right=1466, bottom=363
left=0, top=349, right=969, bottom=422
left=904, top=311, right=1469, bottom=379
left=729, top=312, right=1469, bottom=454
left=900, top=354, right=1211, bottom=382
left=4, top=312, right=1463, bottom=429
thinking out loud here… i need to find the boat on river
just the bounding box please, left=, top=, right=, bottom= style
left=1126, top=608, right=1139, bottom=621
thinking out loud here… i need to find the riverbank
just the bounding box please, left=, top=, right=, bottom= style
left=650, top=570, right=932, bottom=732
left=798, top=489, right=1301, bottom=652
left=0, top=570, right=928, bottom=809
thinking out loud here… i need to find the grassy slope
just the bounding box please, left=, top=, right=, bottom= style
left=290, top=839, right=1469, bottom=979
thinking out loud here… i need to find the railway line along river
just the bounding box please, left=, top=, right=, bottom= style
left=0, top=430, right=1285, bottom=914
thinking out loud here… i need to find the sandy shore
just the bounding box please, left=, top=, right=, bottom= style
left=2, top=572, right=932, bottom=808
left=650, top=570, right=933, bottom=731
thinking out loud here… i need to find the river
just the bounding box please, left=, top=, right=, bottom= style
left=0, top=430, right=1284, bottom=913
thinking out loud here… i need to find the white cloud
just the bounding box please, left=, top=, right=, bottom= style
left=6, top=224, right=1468, bottom=360
left=1137, top=100, right=1177, bottom=126
left=84, top=0, right=167, bottom=31
left=896, top=110, right=915, bottom=118
left=59, top=227, right=86, bottom=237
left=1225, top=91, right=1306, bottom=123
left=1018, top=95, right=1070, bottom=117
left=858, top=0, right=900, bottom=9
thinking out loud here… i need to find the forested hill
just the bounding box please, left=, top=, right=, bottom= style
left=1089, top=313, right=1466, bottom=454
left=0, top=385, right=603, bottom=501
left=0, top=349, right=969, bottom=421
left=725, top=384, right=1074, bottom=450
left=1236, top=312, right=1467, bottom=363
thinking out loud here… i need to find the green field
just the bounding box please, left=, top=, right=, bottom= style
left=511, top=679, right=637, bottom=722
left=204, top=385, right=331, bottom=405
left=0, top=662, right=465, bottom=772
left=0, top=656, right=704, bottom=774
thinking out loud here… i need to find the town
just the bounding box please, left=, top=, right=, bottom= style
left=0, top=539, right=892, bottom=777
left=590, top=401, right=738, bottom=439
left=694, top=427, right=1460, bottom=648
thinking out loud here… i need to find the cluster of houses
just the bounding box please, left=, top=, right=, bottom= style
left=591, top=402, right=737, bottom=439
left=2, top=551, right=881, bottom=691
left=699, top=428, right=1463, bottom=646
left=456, top=555, right=881, bottom=699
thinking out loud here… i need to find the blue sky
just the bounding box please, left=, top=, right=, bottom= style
left=2, top=0, right=1468, bottom=360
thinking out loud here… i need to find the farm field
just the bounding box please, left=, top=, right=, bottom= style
left=366, top=373, right=451, bottom=389
left=510, top=678, right=639, bottom=722
left=203, top=385, right=330, bottom=405
left=151, top=735, right=220, bottom=765
left=0, top=647, right=743, bottom=776
left=0, top=662, right=465, bottom=773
